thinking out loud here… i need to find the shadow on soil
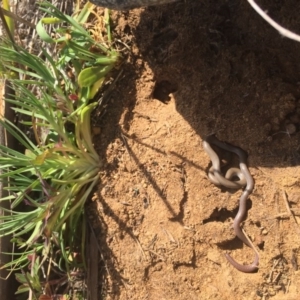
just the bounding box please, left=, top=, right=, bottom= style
left=131, top=0, right=300, bottom=168
left=91, top=0, right=300, bottom=296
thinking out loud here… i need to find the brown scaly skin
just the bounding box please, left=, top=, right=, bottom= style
left=89, top=0, right=177, bottom=10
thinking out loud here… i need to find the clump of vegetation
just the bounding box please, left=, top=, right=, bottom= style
left=0, top=1, right=120, bottom=298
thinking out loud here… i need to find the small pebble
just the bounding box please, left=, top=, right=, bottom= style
left=262, top=229, right=268, bottom=235
left=269, top=289, right=276, bottom=296
left=286, top=123, right=296, bottom=135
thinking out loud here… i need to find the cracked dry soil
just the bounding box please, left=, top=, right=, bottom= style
left=88, top=1, right=300, bottom=299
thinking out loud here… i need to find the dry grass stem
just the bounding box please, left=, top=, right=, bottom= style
left=248, top=0, right=300, bottom=43
left=241, top=228, right=259, bottom=257
left=282, top=190, right=300, bottom=236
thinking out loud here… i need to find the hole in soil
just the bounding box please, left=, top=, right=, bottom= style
left=258, top=241, right=265, bottom=250
left=153, top=80, right=178, bottom=103
left=124, top=24, right=131, bottom=35
left=255, top=221, right=261, bottom=227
